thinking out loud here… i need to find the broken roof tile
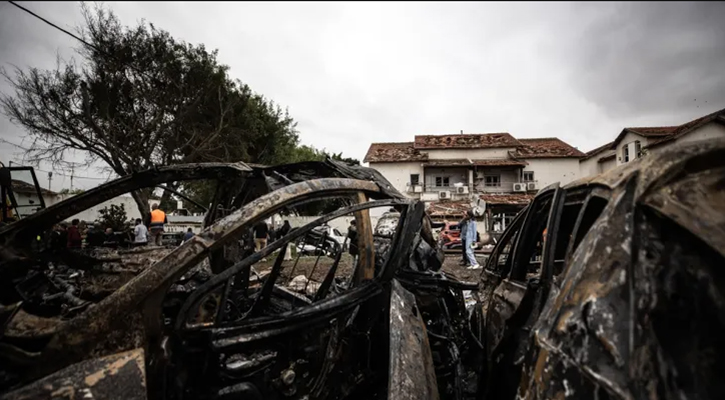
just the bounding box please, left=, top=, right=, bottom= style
left=363, top=142, right=428, bottom=163
left=422, top=158, right=528, bottom=167
left=426, top=200, right=471, bottom=218
left=515, top=138, right=586, bottom=158
left=413, top=133, right=521, bottom=149
left=479, top=193, right=535, bottom=205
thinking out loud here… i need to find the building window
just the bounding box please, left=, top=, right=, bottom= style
left=523, top=171, right=534, bottom=182
left=623, top=145, right=630, bottom=163
left=485, top=175, right=501, bottom=187
left=410, top=174, right=419, bottom=185
left=635, top=140, right=642, bottom=158
left=435, top=176, right=450, bottom=187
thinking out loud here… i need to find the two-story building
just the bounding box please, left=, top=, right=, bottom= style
left=581, top=107, right=725, bottom=176
left=364, top=132, right=584, bottom=234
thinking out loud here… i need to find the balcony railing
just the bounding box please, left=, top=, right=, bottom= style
left=408, top=180, right=539, bottom=195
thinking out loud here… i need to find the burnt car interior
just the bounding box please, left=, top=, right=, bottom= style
left=0, top=159, right=482, bottom=400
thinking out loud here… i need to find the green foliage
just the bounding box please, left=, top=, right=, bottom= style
left=96, top=203, right=132, bottom=232
left=58, top=188, right=85, bottom=195
left=0, top=3, right=298, bottom=217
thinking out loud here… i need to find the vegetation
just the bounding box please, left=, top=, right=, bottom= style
left=1, top=3, right=358, bottom=219
left=96, top=203, right=131, bottom=232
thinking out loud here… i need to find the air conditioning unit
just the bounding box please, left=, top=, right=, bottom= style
left=526, top=182, right=537, bottom=191
left=413, top=185, right=423, bottom=193
left=456, top=186, right=469, bottom=194
left=438, top=191, right=451, bottom=199
left=513, top=183, right=526, bottom=192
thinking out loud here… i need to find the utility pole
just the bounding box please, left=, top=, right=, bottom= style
left=70, top=166, right=74, bottom=191
left=48, top=171, right=52, bottom=191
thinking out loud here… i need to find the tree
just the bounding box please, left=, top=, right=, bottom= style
left=0, top=3, right=298, bottom=220
left=96, top=203, right=131, bottom=232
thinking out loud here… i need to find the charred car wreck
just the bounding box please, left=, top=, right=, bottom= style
left=0, top=159, right=480, bottom=400
left=2, top=138, right=724, bottom=400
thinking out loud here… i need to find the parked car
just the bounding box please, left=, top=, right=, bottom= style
left=472, top=139, right=725, bottom=400
left=438, top=221, right=482, bottom=250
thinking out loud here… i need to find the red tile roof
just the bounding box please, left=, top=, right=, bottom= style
left=647, top=108, right=725, bottom=148
left=363, top=142, right=428, bottom=163
left=422, top=158, right=528, bottom=167
left=413, top=133, right=521, bottom=149
left=515, top=138, right=586, bottom=158
left=609, top=107, right=725, bottom=150
left=479, top=193, right=535, bottom=205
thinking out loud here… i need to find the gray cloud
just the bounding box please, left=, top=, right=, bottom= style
left=558, top=2, right=725, bottom=120
left=1, top=1, right=724, bottom=191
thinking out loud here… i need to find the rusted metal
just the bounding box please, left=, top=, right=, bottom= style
left=1, top=349, right=147, bottom=400
left=388, top=280, right=439, bottom=400
left=476, top=138, right=725, bottom=400
left=353, top=192, right=375, bottom=283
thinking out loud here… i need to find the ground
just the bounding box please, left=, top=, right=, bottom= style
left=253, top=251, right=486, bottom=286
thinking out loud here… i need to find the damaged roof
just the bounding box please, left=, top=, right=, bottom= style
left=366, top=134, right=584, bottom=163
left=422, top=159, right=528, bottom=167
left=609, top=107, right=725, bottom=150
left=363, top=142, right=428, bottom=163
left=479, top=193, right=535, bottom=205
left=413, top=133, right=522, bottom=149
left=514, top=138, right=586, bottom=158
left=426, top=201, right=471, bottom=218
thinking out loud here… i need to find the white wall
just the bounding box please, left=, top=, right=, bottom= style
left=425, top=148, right=514, bottom=160
left=523, top=158, right=581, bottom=188
left=424, top=167, right=468, bottom=189
left=368, top=162, right=423, bottom=196
left=580, top=149, right=616, bottom=178
left=600, top=158, right=616, bottom=174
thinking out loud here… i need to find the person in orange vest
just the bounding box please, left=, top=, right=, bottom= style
left=148, top=203, right=167, bottom=246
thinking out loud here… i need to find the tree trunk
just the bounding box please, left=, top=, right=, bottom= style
left=131, top=189, right=151, bottom=223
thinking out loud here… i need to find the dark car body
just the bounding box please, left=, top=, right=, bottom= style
left=0, top=159, right=478, bottom=400
left=473, top=139, right=725, bottom=400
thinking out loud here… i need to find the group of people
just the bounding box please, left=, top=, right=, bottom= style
left=458, top=209, right=481, bottom=269
left=252, top=219, right=293, bottom=260
left=49, top=203, right=198, bottom=250
left=50, top=219, right=120, bottom=251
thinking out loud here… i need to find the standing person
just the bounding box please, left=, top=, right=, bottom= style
left=67, top=219, right=83, bottom=249
left=458, top=214, right=469, bottom=266
left=277, top=220, right=292, bottom=261
left=86, top=224, right=103, bottom=248
left=253, top=221, right=269, bottom=261
left=348, top=220, right=359, bottom=267
left=133, top=218, right=148, bottom=246
left=465, top=210, right=481, bottom=269
left=182, top=228, right=195, bottom=243
left=148, top=204, right=167, bottom=246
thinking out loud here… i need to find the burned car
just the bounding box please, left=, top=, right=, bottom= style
left=0, top=159, right=480, bottom=400
left=473, top=139, right=725, bottom=399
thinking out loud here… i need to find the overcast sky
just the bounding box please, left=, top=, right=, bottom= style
left=1, top=1, right=724, bottom=191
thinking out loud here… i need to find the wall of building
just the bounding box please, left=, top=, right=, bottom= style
left=369, top=162, right=423, bottom=196
left=474, top=168, right=520, bottom=192
left=600, top=158, right=616, bottom=174
left=522, top=158, right=581, bottom=188
left=423, top=167, right=468, bottom=189
left=424, top=148, right=514, bottom=160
